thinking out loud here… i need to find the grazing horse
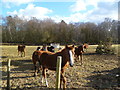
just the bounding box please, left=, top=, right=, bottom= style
left=74, top=45, right=84, bottom=65
left=47, top=46, right=54, bottom=52
left=39, top=45, right=75, bottom=88
left=18, top=45, right=26, bottom=57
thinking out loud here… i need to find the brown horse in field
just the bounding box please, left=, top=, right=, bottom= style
left=32, top=46, right=47, bottom=76
left=32, top=50, right=45, bottom=76
left=18, top=45, right=26, bottom=57
left=74, top=45, right=84, bottom=65
left=38, top=45, right=75, bottom=88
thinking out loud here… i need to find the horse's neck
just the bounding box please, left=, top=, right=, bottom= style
left=55, top=49, right=65, bottom=56
left=55, top=50, right=68, bottom=68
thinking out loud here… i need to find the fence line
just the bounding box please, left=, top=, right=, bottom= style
left=7, top=59, right=11, bottom=90
left=56, top=56, right=62, bottom=89
left=6, top=56, right=62, bottom=89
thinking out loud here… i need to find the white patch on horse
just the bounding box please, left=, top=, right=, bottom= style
left=45, top=78, right=49, bottom=87
left=41, top=77, right=48, bottom=87
left=69, top=50, right=74, bottom=66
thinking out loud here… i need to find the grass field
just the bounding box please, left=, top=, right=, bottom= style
left=1, top=45, right=120, bottom=89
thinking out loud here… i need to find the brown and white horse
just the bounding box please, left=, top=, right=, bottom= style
left=38, top=45, right=75, bottom=88
left=74, top=45, right=84, bottom=65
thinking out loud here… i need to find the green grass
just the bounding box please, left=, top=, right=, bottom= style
left=1, top=44, right=119, bottom=89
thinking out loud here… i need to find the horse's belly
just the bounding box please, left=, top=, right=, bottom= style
left=48, top=67, right=56, bottom=71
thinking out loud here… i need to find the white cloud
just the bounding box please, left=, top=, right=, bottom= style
left=2, top=0, right=34, bottom=5
left=70, top=0, right=119, bottom=12
left=6, top=1, right=118, bottom=23
left=2, top=0, right=34, bottom=8
left=7, top=4, right=53, bottom=20
left=68, top=0, right=118, bottom=23
left=70, top=0, right=86, bottom=12
left=50, top=13, right=86, bottom=24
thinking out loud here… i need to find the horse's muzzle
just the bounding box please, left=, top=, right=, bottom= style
left=70, top=64, right=73, bottom=67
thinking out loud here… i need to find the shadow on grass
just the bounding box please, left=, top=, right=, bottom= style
left=0, top=56, right=8, bottom=58
left=83, top=52, right=117, bottom=56
left=2, top=59, right=36, bottom=79
left=83, top=53, right=99, bottom=55
left=85, top=67, right=120, bottom=89
left=2, top=59, right=32, bottom=67
left=2, top=86, right=48, bottom=90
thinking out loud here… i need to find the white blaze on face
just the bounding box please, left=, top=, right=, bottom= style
left=69, top=50, right=74, bottom=66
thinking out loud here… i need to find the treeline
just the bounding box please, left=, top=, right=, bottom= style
left=1, top=15, right=118, bottom=45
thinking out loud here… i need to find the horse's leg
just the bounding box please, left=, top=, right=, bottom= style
left=60, top=77, right=63, bottom=88
left=80, top=54, right=82, bottom=65
left=21, top=52, right=22, bottom=57
left=33, top=61, right=37, bottom=77
left=42, top=68, right=48, bottom=87
left=60, top=73, right=63, bottom=88
left=60, top=70, right=66, bottom=89
left=18, top=51, right=19, bottom=56
left=37, top=61, right=42, bottom=74
left=78, top=55, right=80, bottom=61
left=24, top=51, right=25, bottom=57
left=61, top=73, right=66, bottom=89
left=75, top=55, right=78, bottom=62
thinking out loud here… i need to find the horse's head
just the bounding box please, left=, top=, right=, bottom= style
left=37, top=47, right=41, bottom=50
left=64, top=45, right=75, bottom=67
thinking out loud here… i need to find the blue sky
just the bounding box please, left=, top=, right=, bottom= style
left=1, top=0, right=119, bottom=23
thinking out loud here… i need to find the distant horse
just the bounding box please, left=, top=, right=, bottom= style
left=18, top=45, right=26, bottom=57
left=38, top=45, right=75, bottom=88
left=74, top=45, right=84, bottom=65
left=47, top=46, right=54, bottom=52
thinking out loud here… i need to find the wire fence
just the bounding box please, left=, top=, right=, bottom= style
left=4, top=56, right=62, bottom=90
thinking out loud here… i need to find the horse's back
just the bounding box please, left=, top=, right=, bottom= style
left=32, top=50, right=46, bottom=63
left=40, top=51, right=55, bottom=61
left=40, top=52, right=57, bottom=69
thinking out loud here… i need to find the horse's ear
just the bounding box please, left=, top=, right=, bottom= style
left=72, top=45, right=74, bottom=48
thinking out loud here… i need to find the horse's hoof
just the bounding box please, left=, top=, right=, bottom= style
left=46, top=85, right=49, bottom=87
left=34, top=74, right=37, bottom=77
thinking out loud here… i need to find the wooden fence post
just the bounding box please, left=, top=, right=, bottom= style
left=56, top=56, right=62, bottom=90
left=7, top=59, right=11, bottom=90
